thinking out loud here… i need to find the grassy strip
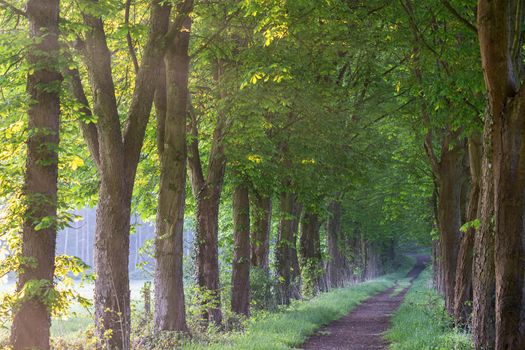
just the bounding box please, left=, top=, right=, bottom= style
left=385, top=268, right=472, bottom=350
left=182, top=272, right=407, bottom=350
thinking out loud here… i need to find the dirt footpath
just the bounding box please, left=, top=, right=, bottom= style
left=302, top=256, right=429, bottom=350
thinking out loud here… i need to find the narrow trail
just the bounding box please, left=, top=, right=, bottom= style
left=302, top=256, right=429, bottom=350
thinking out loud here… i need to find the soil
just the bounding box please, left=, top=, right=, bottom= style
left=302, top=255, right=429, bottom=350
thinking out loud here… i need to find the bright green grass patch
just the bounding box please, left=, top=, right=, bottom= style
left=385, top=268, right=472, bottom=350
left=182, top=272, right=407, bottom=350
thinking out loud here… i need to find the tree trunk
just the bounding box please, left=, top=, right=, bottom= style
left=94, top=184, right=133, bottom=350
left=276, top=191, right=294, bottom=304
left=300, top=210, right=322, bottom=297
left=477, top=2, right=525, bottom=347
left=327, top=200, right=345, bottom=288
left=290, top=199, right=302, bottom=299
left=153, top=2, right=193, bottom=332
left=492, top=96, right=525, bottom=349
left=436, top=145, right=465, bottom=314
left=250, top=194, right=271, bottom=272
left=454, top=134, right=481, bottom=326
left=194, top=186, right=223, bottom=325
left=10, top=1, right=61, bottom=348
left=231, top=183, right=251, bottom=316
left=472, top=113, right=496, bottom=349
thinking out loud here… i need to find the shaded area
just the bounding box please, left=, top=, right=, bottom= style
left=302, top=255, right=429, bottom=350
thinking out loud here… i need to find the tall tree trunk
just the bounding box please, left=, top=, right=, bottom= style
left=153, top=1, right=193, bottom=332
left=477, top=2, right=525, bottom=347
left=290, top=199, right=302, bottom=299
left=472, top=113, right=496, bottom=349
left=276, top=191, right=294, bottom=304
left=231, top=183, right=251, bottom=316
left=300, top=210, right=322, bottom=297
left=327, top=200, right=345, bottom=288
left=250, top=193, right=271, bottom=272
left=436, top=145, right=465, bottom=314
left=10, top=1, right=61, bottom=348
left=194, top=186, right=223, bottom=324
left=94, top=185, right=133, bottom=350
left=454, top=134, right=482, bottom=326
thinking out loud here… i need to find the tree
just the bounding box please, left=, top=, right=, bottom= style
left=477, top=1, right=525, bottom=348
left=154, top=0, right=193, bottom=333
left=10, top=1, right=61, bottom=349
left=68, top=1, right=171, bottom=347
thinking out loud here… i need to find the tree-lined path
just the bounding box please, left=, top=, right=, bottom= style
left=303, top=256, right=429, bottom=350
left=0, top=1, right=524, bottom=349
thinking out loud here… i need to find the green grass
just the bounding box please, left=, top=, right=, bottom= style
left=385, top=268, right=473, bottom=350
left=182, top=271, right=408, bottom=350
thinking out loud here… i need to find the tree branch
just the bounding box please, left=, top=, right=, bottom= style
left=440, top=0, right=477, bottom=33
left=125, top=0, right=139, bottom=73
left=66, top=67, right=101, bottom=168
left=0, top=0, right=27, bottom=18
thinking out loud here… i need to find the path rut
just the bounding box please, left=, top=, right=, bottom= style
left=302, top=256, right=429, bottom=350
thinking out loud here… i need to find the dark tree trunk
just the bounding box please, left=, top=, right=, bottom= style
left=187, top=59, right=227, bottom=326
left=477, top=2, right=525, bottom=348
left=276, top=191, right=294, bottom=304
left=194, top=187, right=223, bottom=324
left=436, top=145, right=465, bottom=314
left=454, top=134, right=481, bottom=326
left=250, top=194, right=271, bottom=272
left=290, top=199, right=302, bottom=299
left=10, top=1, right=61, bottom=348
left=231, top=183, right=251, bottom=316
left=472, top=113, right=496, bottom=350
left=327, top=200, right=345, bottom=288
left=153, top=1, right=193, bottom=332
left=300, top=211, right=322, bottom=296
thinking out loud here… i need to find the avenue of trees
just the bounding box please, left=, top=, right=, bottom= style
left=0, top=1, right=524, bottom=350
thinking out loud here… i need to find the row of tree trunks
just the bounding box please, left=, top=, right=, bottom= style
left=453, top=134, right=482, bottom=326
left=153, top=0, right=194, bottom=333
left=250, top=193, right=271, bottom=272
left=10, top=1, right=61, bottom=348
left=231, top=183, right=251, bottom=316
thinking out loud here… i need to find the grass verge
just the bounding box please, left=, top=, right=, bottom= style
left=385, top=268, right=472, bottom=350
left=182, top=271, right=408, bottom=350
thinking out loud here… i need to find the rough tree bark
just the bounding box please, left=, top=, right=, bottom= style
left=276, top=191, right=294, bottom=305
left=300, top=210, right=322, bottom=296
left=188, top=91, right=227, bottom=326
left=154, top=0, right=193, bottom=333
left=472, top=113, right=496, bottom=349
left=327, top=199, right=345, bottom=288
left=250, top=193, right=271, bottom=272
left=454, top=134, right=481, bottom=326
left=477, top=2, right=525, bottom=348
left=68, top=2, right=171, bottom=347
left=290, top=199, right=302, bottom=299
left=231, top=183, right=251, bottom=316
left=435, top=143, right=465, bottom=314
left=10, top=1, right=61, bottom=348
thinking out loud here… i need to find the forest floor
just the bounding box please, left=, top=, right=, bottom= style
left=302, top=255, right=429, bottom=350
